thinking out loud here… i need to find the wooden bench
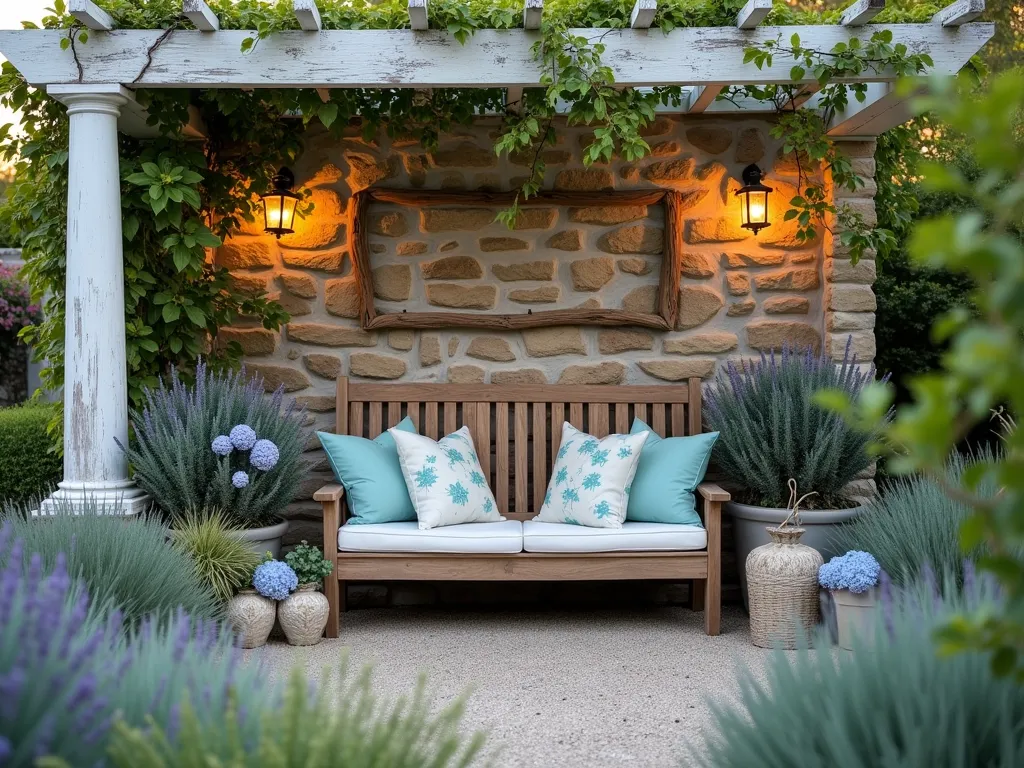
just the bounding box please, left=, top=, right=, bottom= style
left=314, top=377, right=727, bottom=638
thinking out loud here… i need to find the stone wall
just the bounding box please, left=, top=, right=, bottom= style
left=215, top=116, right=877, bottom=541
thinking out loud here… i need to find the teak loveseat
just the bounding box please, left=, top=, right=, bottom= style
left=314, top=377, right=728, bottom=638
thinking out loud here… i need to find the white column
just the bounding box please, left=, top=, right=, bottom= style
left=41, top=84, right=149, bottom=515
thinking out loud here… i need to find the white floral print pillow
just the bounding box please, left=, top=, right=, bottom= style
left=391, top=425, right=504, bottom=530
left=535, top=422, right=649, bottom=529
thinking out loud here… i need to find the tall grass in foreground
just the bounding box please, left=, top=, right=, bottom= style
left=701, top=568, right=1024, bottom=767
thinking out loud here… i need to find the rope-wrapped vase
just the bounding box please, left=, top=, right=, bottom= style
left=746, top=526, right=823, bottom=648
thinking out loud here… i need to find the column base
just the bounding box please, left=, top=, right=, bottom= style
left=37, top=480, right=152, bottom=517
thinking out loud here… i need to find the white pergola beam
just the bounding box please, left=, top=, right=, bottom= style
left=630, top=1, right=657, bottom=29
left=408, top=0, right=429, bottom=31
left=183, top=0, right=219, bottom=32
left=523, top=0, right=543, bottom=30
left=736, top=0, right=772, bottom=29
left=840, top=0, right=886, bottom=26
left=933, top=0, right=985, bottom=26
left=70, top=0, right=113, bottom=31
left=687, top=84, right=725, bottom=113
left=0, top=25, right=992, bottom=89
left=294, top=0, right=323, bottom=32
left=826, top=81, right=913, bottom=136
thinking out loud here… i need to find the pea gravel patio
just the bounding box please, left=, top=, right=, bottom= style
left=247, top=605, right=779, bottom=767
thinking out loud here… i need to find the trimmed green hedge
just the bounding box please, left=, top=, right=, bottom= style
left=0, top=402, right=61, bottom=505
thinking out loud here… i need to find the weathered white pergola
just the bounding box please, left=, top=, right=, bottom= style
left=0, top=0, right=993, bottom=513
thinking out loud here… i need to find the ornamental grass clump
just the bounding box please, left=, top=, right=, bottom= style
left=122, top=360, right=307, bottom=529
left=1, top=498, right=219, bottom=626
left=700, top=565, right=1024, bottom=767
left=704, top=339, right=883, bottom=509
left=831, top=447, right=998, bottom=587
left=169, top=509, right=262, bottom=601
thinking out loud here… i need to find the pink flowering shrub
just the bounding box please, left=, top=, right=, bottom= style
left=0, top=263, right=39, bottom=352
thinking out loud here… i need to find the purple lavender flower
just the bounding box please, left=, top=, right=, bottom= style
left=252, top=560, right=298, bottom=600
left=211, top=435, right=233, bottom=456
left=232, top=471, right=250, bottom=489
left=229, top=424, right=258, bottom=451
left=250, top=439, right=280, bottom=471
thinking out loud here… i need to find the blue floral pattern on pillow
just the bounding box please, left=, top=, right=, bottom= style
left=535, top=423, right=649, bottom=528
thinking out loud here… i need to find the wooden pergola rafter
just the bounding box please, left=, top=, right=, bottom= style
left=0, top=0, right=993, bottom=517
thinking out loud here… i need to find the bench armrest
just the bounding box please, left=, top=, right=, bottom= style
left=697, top=482, right=730, bottom=502
left=314, top=484, right=345, bottom=502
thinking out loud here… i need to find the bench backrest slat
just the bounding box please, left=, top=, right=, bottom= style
left=334, top=378, right=703, bottom=521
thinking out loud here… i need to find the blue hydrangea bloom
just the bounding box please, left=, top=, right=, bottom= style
left=211, top=435, right=233, bottom=456
left=252, top=560, right=298, bottom=600
left=231, top=471, right=250, bottom=489
left=819, top=550, right=881, bottom=594
left=229, top=424, right=258, bottom=451
left=250, top=439, right=280, bottom=471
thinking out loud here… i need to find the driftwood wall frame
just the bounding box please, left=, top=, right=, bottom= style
left=351, top=188, right=685, bottom=331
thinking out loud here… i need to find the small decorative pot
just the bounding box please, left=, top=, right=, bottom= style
left=236, top=517, right=290, bottom=559
left=832, top=587, right=877, bottom=651
left=746, top=526, right=824, bottom=649
left=277, top=583, right=329, bottom=646
left=226, top=589, right=276, bottom=649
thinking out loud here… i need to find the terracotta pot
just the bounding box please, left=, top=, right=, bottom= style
left=236, top=517, right=290, bottom=559
left=745, top=526, right=823, bottom=649
left=277, top=583, right=329, bottom=646
left=226, top=589, right=276, bottom=649
left=833, top=587, right=877, bottom=650
left=726, top=501, right=866, bottom=610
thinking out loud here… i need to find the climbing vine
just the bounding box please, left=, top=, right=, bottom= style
left=0, top=0, right=949, bottom=446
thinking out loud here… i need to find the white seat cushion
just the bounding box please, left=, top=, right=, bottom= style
left=523, top=520, right=707, bottom=553
left=338, top=520, right=524, bottom=554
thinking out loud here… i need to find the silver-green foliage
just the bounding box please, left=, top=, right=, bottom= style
left=122, top=361, right=308, bottom=528
left=701, top=570, right=1024, bottom=767
left=1, top=499, right=219, bottom=625
left=704, top=341, right=880, bottom=509
left=108, top=662, right=486, bottom=768
left=832, top=448, right=997, bottom=587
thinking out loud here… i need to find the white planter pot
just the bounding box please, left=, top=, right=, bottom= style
left=278, top=583, right=329, bottom=646
left=226, top=590, right=276, bottom=649
left=832, top=587, right=877, bottom=650
left=236, top=518, right=290, bottom=559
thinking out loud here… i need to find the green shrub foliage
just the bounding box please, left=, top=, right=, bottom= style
left=832, top=449, right=997, bottom=587
left=121, top=361, right=307, bottom=528
left=284, top=540, right=334, bottom=586
left=108, top=662, right=485, bottom=768
left=1, top=500, right=219, bottom=625
left=704, top=341, right=881, bottom=509
left=0, top=403, right=61, bottom=505
left=701, top=569, right=1024, bottom=767
left=169, top=509, right=262, bottom=600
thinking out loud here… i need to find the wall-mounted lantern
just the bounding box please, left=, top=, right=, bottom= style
left=261, top=167, right=299, bottom=238
left=735, top=164, right=772, bottom=234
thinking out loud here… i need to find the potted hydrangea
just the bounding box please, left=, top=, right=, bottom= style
left=226, top=555, right=299, bottom=649
left=818, top=550, right=881, bottom=650
left=122, top=361, right=308, bottom=557
left=278, top=541, right=334, bottom=645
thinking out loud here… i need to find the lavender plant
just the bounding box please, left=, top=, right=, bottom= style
left=701, top=566, right=1024, bottom=767
left=0, top=522, right=270, bottom=766
left=2, top=499, right=218, bottom=626
left=704, top=339, right=883, bottom=509
left=121, top=360, right=308, bottom=529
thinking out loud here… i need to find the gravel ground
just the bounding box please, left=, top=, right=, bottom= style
left=247, top=605, right=779, bottom=768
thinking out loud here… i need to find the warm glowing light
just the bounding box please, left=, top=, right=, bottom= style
left=260, top=168, right=299, bottom=238
left=735, top=164, right=772, bottom=234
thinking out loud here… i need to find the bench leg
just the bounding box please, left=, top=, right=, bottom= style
left=704, top=498, right=722, bottom=636
left=324, top=574, right=341, bottom=639
left=690, top=579, right=706, bottom=612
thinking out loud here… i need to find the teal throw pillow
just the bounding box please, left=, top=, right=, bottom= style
left=317, top=416, right=418, bottom=524
left=626, top=419, right=718, bottom=525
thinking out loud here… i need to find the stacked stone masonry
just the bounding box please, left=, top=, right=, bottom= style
left=215, top=117, right=877, bottom=527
